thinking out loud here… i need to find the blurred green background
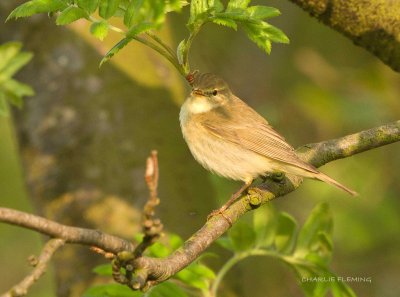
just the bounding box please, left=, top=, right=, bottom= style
left=1, top=1, right=400, bottom=297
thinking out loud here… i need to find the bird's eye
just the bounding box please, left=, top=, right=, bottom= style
left=212, top=89, right=218, bottom=96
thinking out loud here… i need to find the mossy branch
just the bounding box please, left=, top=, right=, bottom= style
left=287, top=0, right=400, bottom=72
left=0, top=120, right=398, bottom=292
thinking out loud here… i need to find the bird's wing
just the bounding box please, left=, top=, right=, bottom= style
left=200, top=98, right=318, bottom=174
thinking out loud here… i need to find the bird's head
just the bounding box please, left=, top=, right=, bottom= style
left=186, top=72, right=232, bottom=114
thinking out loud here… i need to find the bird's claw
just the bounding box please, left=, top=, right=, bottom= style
left=207, top=208, right=232, bottom=226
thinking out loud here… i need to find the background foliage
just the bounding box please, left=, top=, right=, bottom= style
left=0, top=0, right=399, bottom=297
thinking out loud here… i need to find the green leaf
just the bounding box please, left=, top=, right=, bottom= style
left=92, top=264, right=112, bottom=276
left=312, top=231, right=333, bottom=265
left=214, top=11, right=251, bottom=22
left=148, top=281, right=188, bottom=297
left=99, top=0, right=120, bottom=19
left=82, top=284, right=142, bottom=297
left=0, top=92, right=9, bottom=117
left=189, top=0, right=210, bottom=26
left=168, top=233, right=183, bottom=250
left=294, top=267, right=356, bottom=297
left=165, top=0, right=189, bottom=13
left=190, top=0, right=208, bottom=19
left=100, top=38, right=131, bottom=66
left=133, top=232, right=144, bottom=243
left=175, top=262, right=215, bottom=290
left=215, top=236, right=235, bottom=251
left=56, top=6, right=88, bottom=25
left=274, top=212, right=297, bottom=253
left=298, top=272, right=331, bottom=297
left=1, top=78, right=34, bottom=97
left=212, top=17, right=237, bottom=30
left=264, top=25, right=290, bottom=44
left=296, top=202, right=333, bottom=255
left=227, top=0, right=251, bottom=10
left=253, top=204, right=278, bottom=248
left=208, top=3, right=288, bottom=54
left=4, top=92, right=23, bottom=109
left=0, top=42, right=22, bottom=72
left=0, top=52, right=33, bottom=81
left=77, top=0, right=99, bottom=14
left=7, top=0, right=67, bottom=21
left=114, top=7, right=126, bottom=17
left=0, top=42, right=34, bottom=113
left=241, top=22, right=272, bottom=54
left=247, top=6, right=280, bottom=20
left=123, top=0, right=144, bottom=27
left=213, top=0, right=224, bottom=12
left=90, top=21, right=109, bottom=41
left=148, top=0, right=167, bottom=26
left=146, top=242, right=171, bottom=258
left=228, top=220, right=256, bottom=251
left=189, top=262, right=215, bottom=279
left=331, top=279, right=357, bottom=297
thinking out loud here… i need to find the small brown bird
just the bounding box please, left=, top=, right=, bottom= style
left=180, top=72, right=357, bottom=213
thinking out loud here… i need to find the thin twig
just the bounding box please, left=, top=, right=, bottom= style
left=1, top=239, right=65, bottom=297
left=0, top=208, right=136, bottom=253
left=112, top=151, right=164, bottom=289
left=90, top=247, right=115, bottom=260
left=134, top=150, right=163, bottom=257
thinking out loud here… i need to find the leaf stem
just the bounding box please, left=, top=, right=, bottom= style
left=182, top=24, right=203, bottom=75
left=88, top=16, right=186, bottom=78
left=134, top=35, right=186, bottom=77
left=145, top=32, right=177, bottom=61
left=210, top=249, right=274, bottom=296
left=211, top=253, right=244, bottom=297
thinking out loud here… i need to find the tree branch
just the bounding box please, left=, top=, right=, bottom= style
left=0, top=120, right=399, bottom=290
left=0, top=208, right=136, bottom=254
left=287, top=0, right=400, bottom=72
left=129, top=120, right=400, bottom=287
left=1, top=239, right=65, bottom=297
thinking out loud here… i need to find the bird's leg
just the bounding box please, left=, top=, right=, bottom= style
left=207, top=179, right=253, bottom=223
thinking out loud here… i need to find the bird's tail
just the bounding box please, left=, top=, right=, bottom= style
left=315, top=172, right=358, bottom=196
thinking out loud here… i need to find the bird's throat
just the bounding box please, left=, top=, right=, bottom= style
left=187, top=95, right=214, bottom=114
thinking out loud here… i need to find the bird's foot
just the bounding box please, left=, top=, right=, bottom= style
left=207, top=206, right=232, bottom=225
left=207, top=180, right=253, bottom=225
left=272, top=172, right=285, bottom=183
left=262, top=172, right=285, bottom=184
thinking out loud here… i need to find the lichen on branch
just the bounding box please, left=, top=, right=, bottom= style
left=288, top=0, right=400, bottom=72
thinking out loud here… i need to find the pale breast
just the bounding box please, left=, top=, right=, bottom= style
left=180, top=107, right=277, bottom=181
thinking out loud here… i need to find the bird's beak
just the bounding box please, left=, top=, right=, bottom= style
left=191, top=89, right=204, bottom=96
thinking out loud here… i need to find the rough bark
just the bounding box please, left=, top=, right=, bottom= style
left=288, top=0, right=400, bottom=72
